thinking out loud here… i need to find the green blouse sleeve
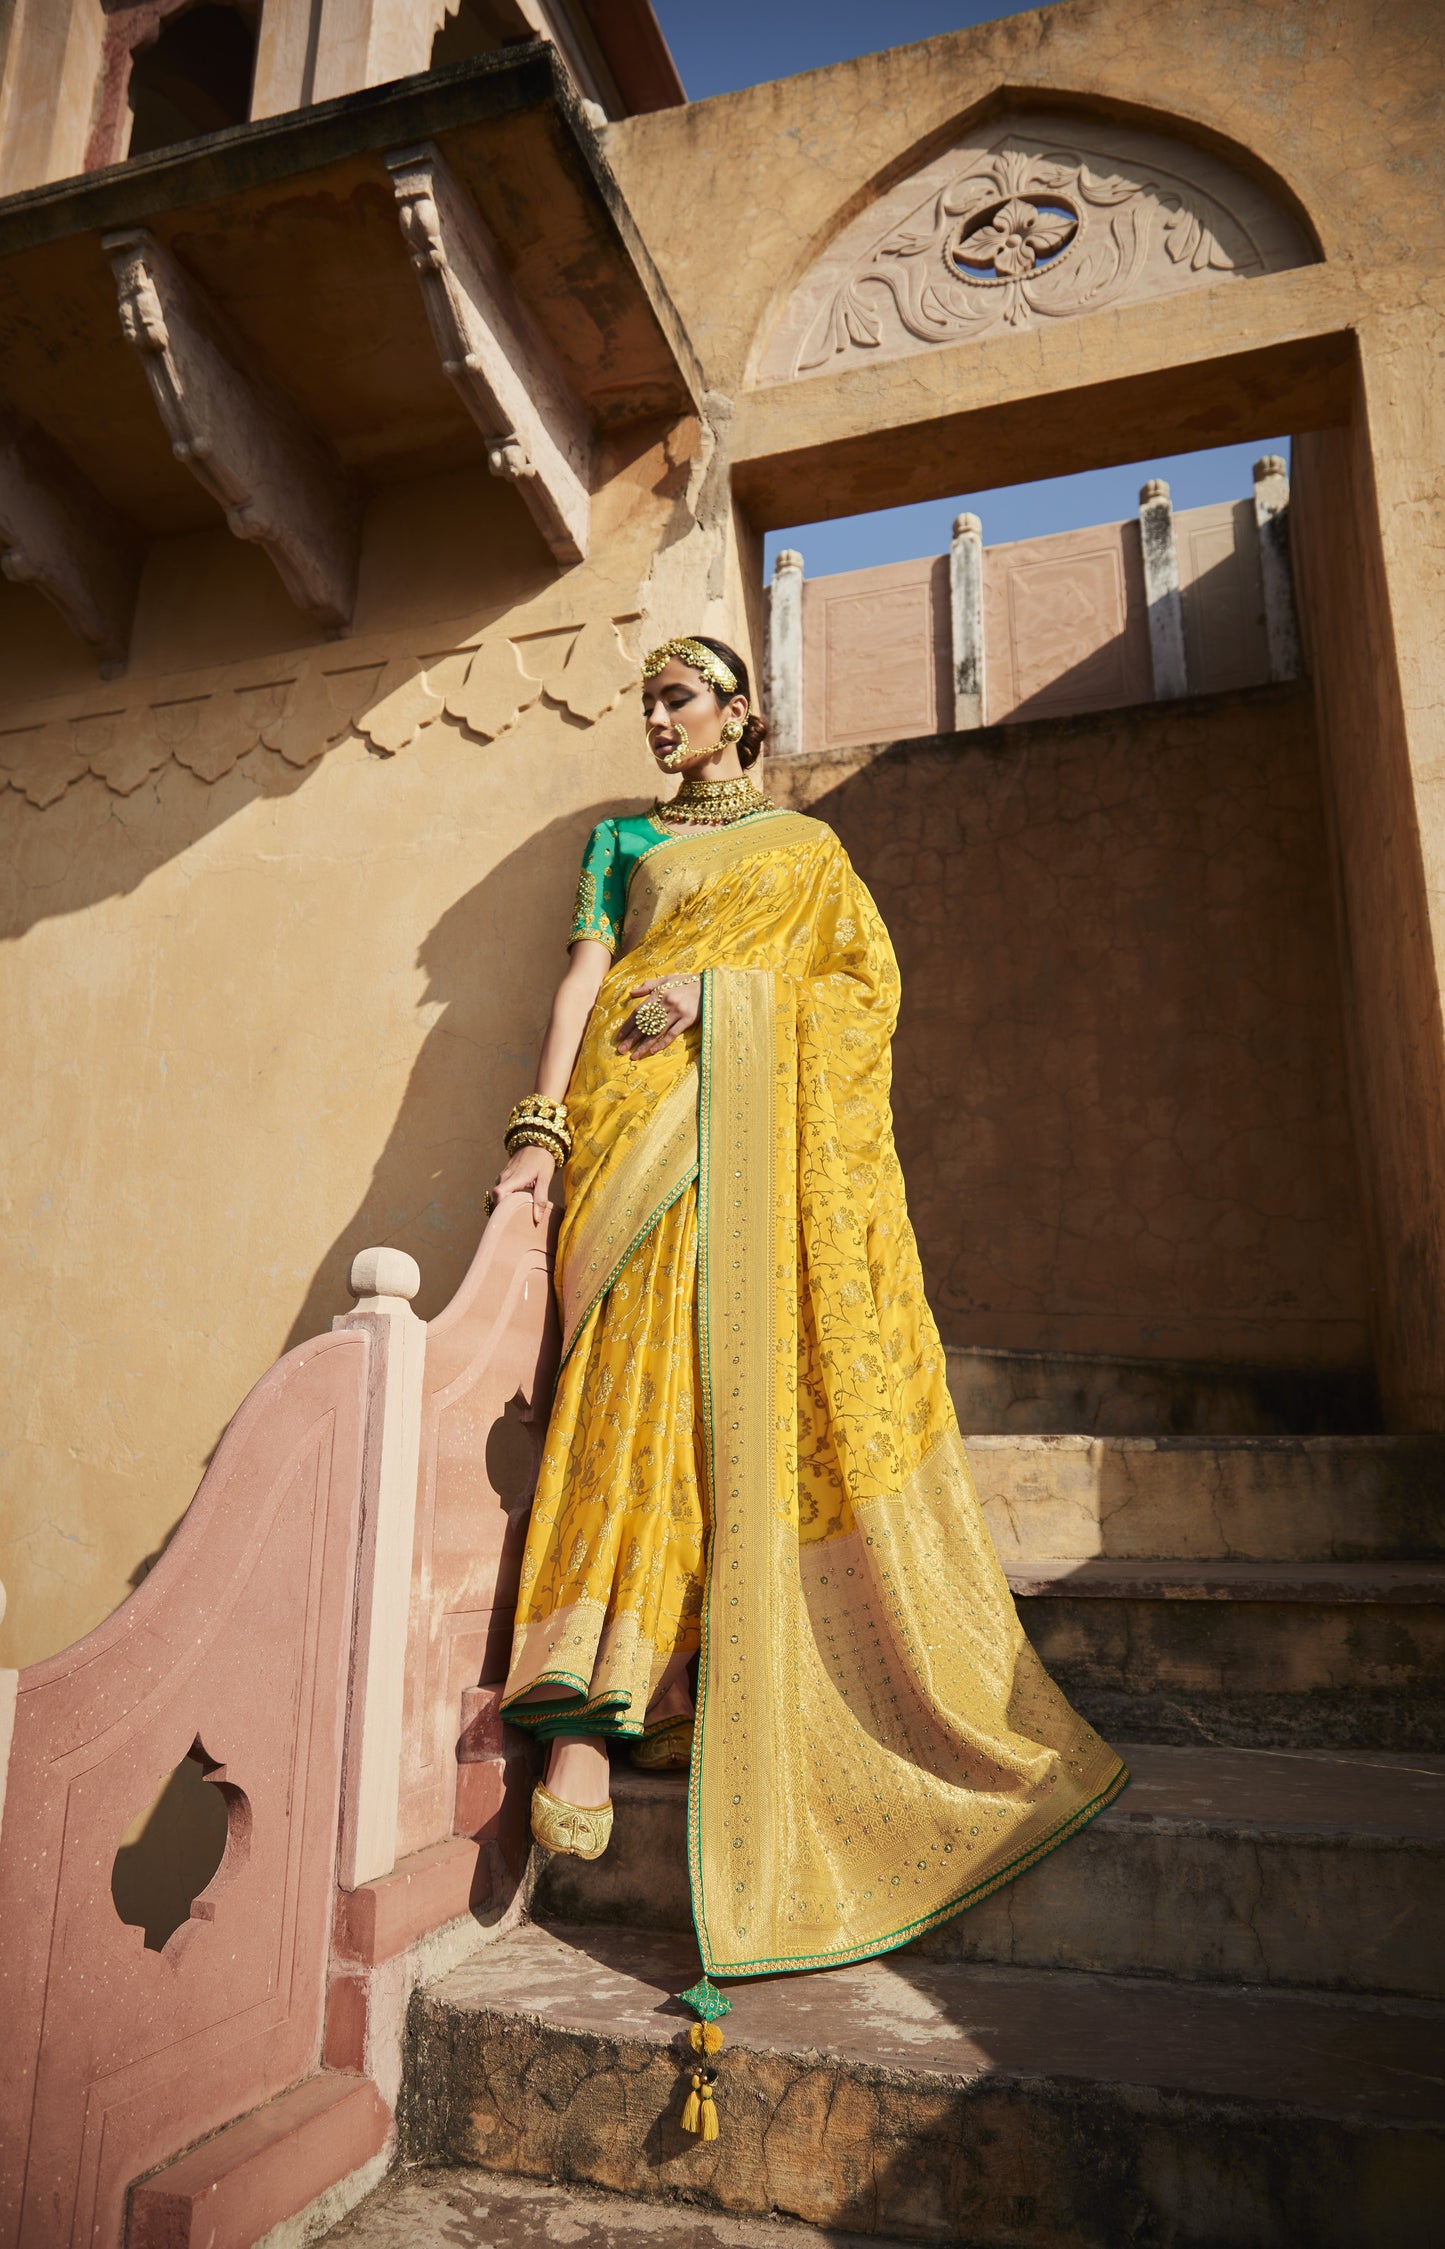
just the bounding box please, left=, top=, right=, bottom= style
left=569, top=820, right=627, bottom=952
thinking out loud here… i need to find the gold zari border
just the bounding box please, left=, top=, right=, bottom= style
left=691, top=968, right=1127, bottom=1979
left=557, top=1062, right=699, bottom=1363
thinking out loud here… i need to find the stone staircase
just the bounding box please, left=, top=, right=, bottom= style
left=327, top=1354, right=1445, bottom=2247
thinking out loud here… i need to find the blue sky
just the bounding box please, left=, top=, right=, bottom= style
left=650, top=3, right=1286, bottom=575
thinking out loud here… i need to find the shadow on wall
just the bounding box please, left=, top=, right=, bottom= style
left=0, top=730, right=324, bottom=946
left=283, top=798, right=640, bottom=1349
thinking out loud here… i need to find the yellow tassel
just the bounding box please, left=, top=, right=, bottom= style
left=690, top=2021, right=724, bottom=2056
left=699, top=2080, right=719, bottom=2141
left=680, top=2070, right=703, bottom=2134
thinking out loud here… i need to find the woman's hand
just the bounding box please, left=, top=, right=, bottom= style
left=488, top=1142, right=556, bottom=1226
left=616, top=975, right=701, bottom=1057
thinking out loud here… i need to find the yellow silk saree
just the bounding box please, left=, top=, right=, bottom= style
left=501, top=807, right=1126, bottom=1979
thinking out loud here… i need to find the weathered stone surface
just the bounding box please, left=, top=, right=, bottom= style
left=1017, top=1559, right=1445, bottom=1750
left=534, top=1747, right=1445, bottom=2000
left=968, top=1434, right=1445, bottom=1562
left=400, top=1923, right=1445, bottom=2248
left=325, top=2167, right=902, bottom=2249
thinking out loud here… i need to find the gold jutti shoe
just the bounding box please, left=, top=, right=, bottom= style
left=631, top=1717, right=695, bottom=1771
left=530, top=1782, right=614, bottom=1860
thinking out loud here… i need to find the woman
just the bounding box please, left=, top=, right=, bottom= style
left=492, top=634, right=1125, bottom=1988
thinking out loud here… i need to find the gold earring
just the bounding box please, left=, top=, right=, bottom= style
left=719, top=717, right=744, bottom=747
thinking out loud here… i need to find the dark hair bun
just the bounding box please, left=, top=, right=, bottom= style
left=690, top=634, right=768, bottom=766
left=737, top=710, right=769, bottom=769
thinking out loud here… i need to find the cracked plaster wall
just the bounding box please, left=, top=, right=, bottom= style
left=771, top=688, right=1372, bottom=1370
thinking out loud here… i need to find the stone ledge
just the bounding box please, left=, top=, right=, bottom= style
left=129, top=2072, right=391, bottom=2249
left=0, top=48, right=561, bottom=246
left=334, top=1838, right=489, bottom=1969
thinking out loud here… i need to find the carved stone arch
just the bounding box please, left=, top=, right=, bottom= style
left=756, top=101, right=1319, bottom=387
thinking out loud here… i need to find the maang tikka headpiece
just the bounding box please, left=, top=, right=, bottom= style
left=641, top=637, right=738, bottom=696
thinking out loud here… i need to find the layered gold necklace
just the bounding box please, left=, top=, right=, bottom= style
left=654, top=771, right=774, bottom=827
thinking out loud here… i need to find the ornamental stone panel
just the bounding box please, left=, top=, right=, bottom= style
left=759, top=109, right=1316, bottom=386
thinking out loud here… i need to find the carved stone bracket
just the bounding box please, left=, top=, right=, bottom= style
left=0, top=410, right=141, bottom=674
left=386, top=143, right=592, bottom=566
left=101, top=229, right=360, bottom=632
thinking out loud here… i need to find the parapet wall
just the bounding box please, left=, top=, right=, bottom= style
left=788, top=484, right=1283, bottom=757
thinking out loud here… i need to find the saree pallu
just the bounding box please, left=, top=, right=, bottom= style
left=502, top=810, right=1127, bottom=1978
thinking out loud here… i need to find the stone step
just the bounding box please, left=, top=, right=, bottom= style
left=401, top=1922, right=1445, bottom=2248
left=1008, top=1558, right=1445, bottom=1750
left=968, top=1432, right=1445, bottom=1560
left=946, top=1342, right=1381, bottom=1436
left=325, top=2167, right=909, bottom=2249
left=533, top=1745, right=1445, bottom=1999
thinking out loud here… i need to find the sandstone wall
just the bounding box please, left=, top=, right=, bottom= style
left=1293, top=405, right=1445, bottom=1428
left=770, top=687, right=1372, bottom=1371
left=0, top=438, right=729, bottom=1670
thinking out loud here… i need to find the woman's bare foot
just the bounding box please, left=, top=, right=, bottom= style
left=544, top=1734, right=610, bottom=1808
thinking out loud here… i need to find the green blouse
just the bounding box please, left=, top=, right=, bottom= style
left=568, top=814, right=670, bottom=952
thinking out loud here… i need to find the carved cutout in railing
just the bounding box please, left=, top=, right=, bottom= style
left=109, top=1736, right=242, bottom=1954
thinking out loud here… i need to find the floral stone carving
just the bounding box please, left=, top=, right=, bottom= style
left=759, top=111, right=1315, bottom=383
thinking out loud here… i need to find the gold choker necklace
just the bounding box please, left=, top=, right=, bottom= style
left=654, top=772, right=773, bottom=827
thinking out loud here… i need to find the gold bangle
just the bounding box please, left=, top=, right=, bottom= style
left=505, top=1124, right=569, bottom=1163
left=505, top=1095, right=571, bottom=1161
left=508, top=1095, right=568, bottom=1132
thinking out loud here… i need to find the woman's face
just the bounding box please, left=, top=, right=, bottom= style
left=641, top=657, right=743, bottom=773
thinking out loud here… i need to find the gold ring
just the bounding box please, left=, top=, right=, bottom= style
left=633, top=998, right=669, bottom=1040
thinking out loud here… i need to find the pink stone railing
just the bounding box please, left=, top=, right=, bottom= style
left=0, top=1196, right=557, bottom=2249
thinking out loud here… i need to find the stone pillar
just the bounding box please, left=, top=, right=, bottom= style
left=949, top=511, right=986, bottom=730
left=766, top=548, right=805, bottom=757
left=1138, top=478, right=1189, bottom=701
left=1254, top=453, right=1303, bottom=683
left=333, top=1246, right=426, bottom=1891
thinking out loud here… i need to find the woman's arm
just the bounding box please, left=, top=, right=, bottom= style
left=491, top=939, right=611, bottom=1222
